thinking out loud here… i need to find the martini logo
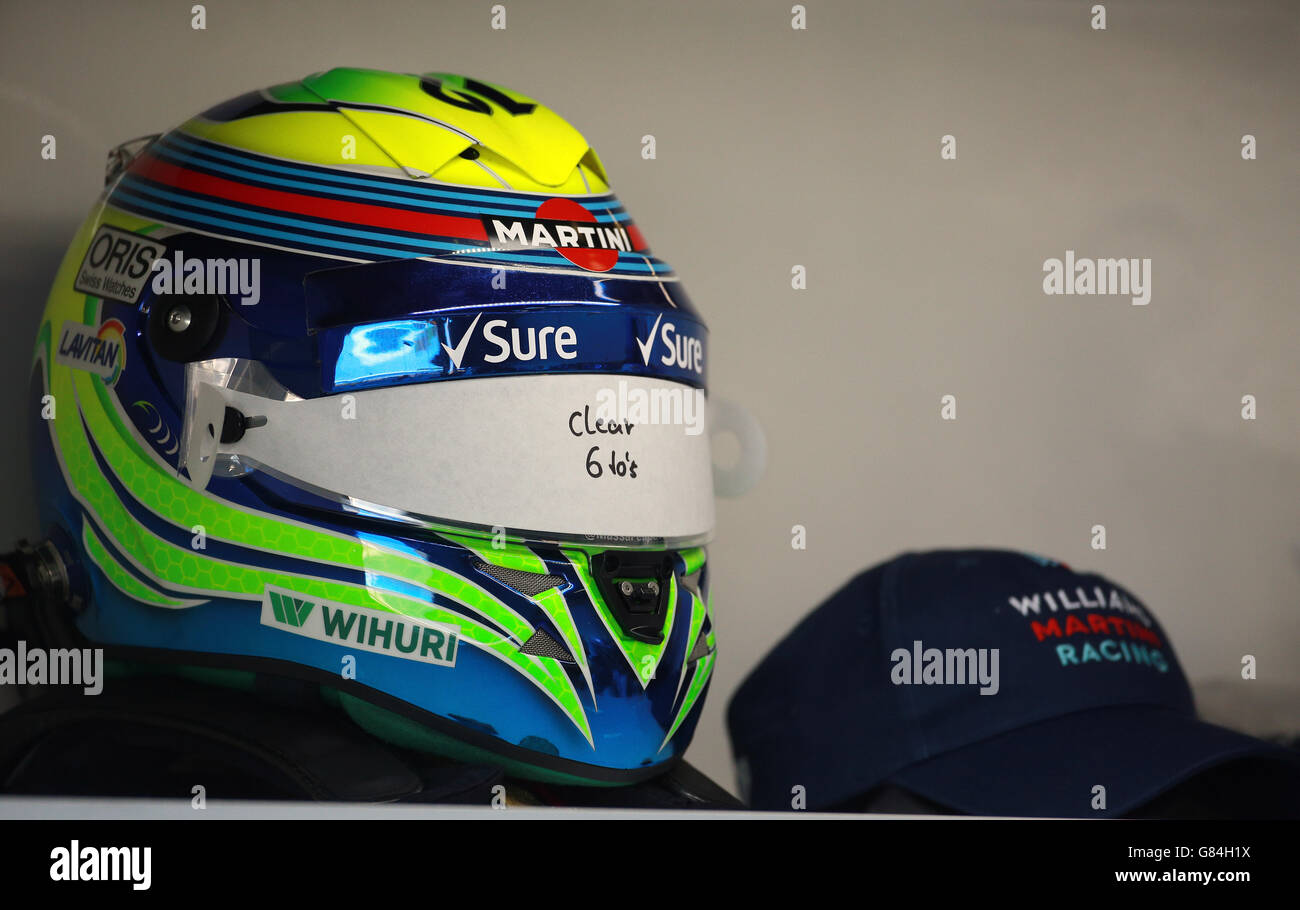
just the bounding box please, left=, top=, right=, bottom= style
left=260, top=586, right=460, bottom=668
left=55, top=319, right=126, bottom=385
left=482, top=198, right=631, bottom=272
left=73, top=225, right=166, bottom=304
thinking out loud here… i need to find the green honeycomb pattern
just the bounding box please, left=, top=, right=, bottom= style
left=82, top=520, right=199, bottom=609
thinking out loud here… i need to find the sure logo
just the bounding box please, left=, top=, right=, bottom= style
left=635, top=313, right=705, bottom=375
left=73, top=225, right=166, bottom=305
left=261, top=586, right=460, bottom=668
left=442, top=312, right=578, bottom=370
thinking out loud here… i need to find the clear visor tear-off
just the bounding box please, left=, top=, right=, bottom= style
left=178, top=360, right=714, bottom=547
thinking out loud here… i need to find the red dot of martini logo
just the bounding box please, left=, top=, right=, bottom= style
left=535, top=197, right=619, bottom=272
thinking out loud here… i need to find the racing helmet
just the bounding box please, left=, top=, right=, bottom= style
left=28, top=68, right=715, bottom=784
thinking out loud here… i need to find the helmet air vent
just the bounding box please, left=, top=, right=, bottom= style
left=687, top=634, right=713, bottom=664
left=470, top=559, right=564, bottom=597
left=589, top=551, right=674, bottom=645
left=518, top=629, right=576, bottom=663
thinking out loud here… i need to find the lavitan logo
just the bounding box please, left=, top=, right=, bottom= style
left=482, top=197, right=632, bottom=272
left=55, top=319, right=127, bottom=385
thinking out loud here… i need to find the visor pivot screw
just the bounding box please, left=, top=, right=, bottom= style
left=167, top=304, right=193, bottom=333
left=647, top=581, right=659, bottom=596
left=620, top=581, right=634, bottom=596
left=219, top=407, right=267, bottom=444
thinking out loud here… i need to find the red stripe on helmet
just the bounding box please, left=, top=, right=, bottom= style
left=131, top=153, right=490, bottom=242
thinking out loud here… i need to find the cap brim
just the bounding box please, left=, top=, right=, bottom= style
left=888, top=704, right=1300, bottom=817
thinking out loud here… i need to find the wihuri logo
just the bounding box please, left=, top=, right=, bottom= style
left=890, top=640, right=1000, bottom=695
left=268, top=590, right=314, bottom=627
left=50, top=841, right=151, bottom=890
left=261, top=587, right=460, bottom=667
left=1042, top=250, right=1151, bottom=305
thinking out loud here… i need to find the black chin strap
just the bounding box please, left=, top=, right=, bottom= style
left=0, top=676, right=501, bottom=803
left=1, top=543, right=477, bottom=802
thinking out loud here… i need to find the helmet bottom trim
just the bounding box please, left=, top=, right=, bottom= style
left=90, top=642, right=680, bottom=786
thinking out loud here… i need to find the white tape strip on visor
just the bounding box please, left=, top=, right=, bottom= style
left=183, top=372, right=714, bottom=545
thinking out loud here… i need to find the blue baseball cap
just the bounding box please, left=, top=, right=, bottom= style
left=727, top=549, right=1300, bottom=816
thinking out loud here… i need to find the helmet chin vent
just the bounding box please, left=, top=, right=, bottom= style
left=519, top=629, right=576, bottom=663
left=471, top=559, right=564, bottom=597
left=589, top=551, right=674, bottom=645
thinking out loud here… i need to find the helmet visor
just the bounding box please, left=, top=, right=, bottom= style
left=181, top=364, right=713, bottom=547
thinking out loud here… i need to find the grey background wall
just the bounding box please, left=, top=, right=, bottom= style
left=1, top=0, right=1296, bottom=794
